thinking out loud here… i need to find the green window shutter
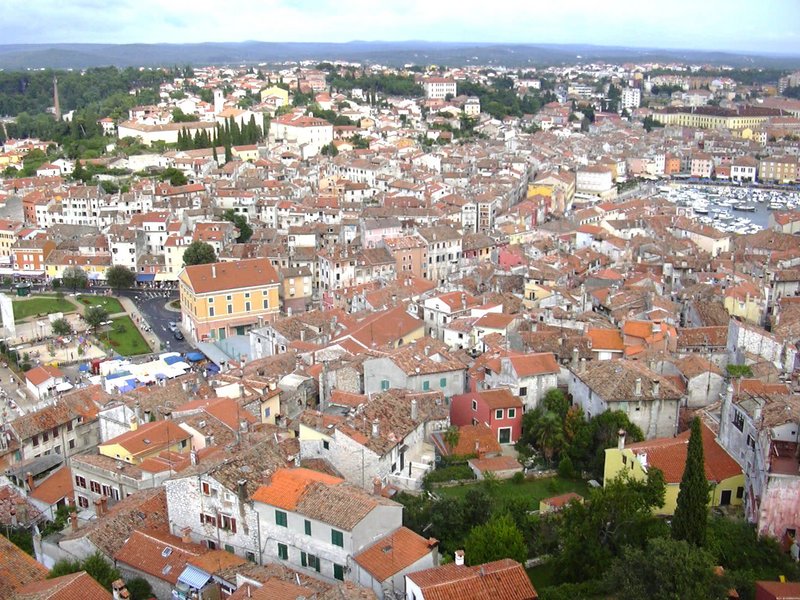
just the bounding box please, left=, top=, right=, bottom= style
left=304, top=519, right=312, bottom=535
left=301, top=551, right=307, bottom=567
left=275, top=510, right=287, bottom=527
left=334, top=563, right=345, bottom=581
left=331, top=529, right=344, bottom=547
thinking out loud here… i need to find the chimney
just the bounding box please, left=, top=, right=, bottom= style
left=181, top=527, right=192, bottom=544
left=652, top=379, right=660, bottom=396
left=618, top=429, right=626, bottom=450
left=100, top=496, right=108, bottom=514
left=424, top=345, right=430, bottom=356
left=26, top=472, right=35, bottom=492
left=411, top=399, right=418, bottom=421
left=571, top=347, right=579, bottom=367
left=455, top=550, right=465, bottom=566
left=211, top=264, right=217, bottom=278
left=129, top=416, right=138, bottom=431
left=190, top=450, right=198, bottom=465
left=634, top=377, right=642, bottom=397
left=371, top=419, right=380, bottom=438
left=580, top=357, right=586, bottom=372
left=237, top=479, right=248, bottom=502
left=112, top=579, right=129, bottom=600
left=372, top=476, right=382, bottom=496
left=69, top=511, right=78, bottom=532
left=94, top=498, right=104, bottom=518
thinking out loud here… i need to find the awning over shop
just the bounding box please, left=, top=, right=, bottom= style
left=186, top=352, right=205, bottom=362
left=55, top=382, right=73, bottom=392
left=177, top=565, right=212, bottom=590
left=135, top=273, right=156, bottom=282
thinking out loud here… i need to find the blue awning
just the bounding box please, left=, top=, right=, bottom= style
left=78, top=363, right=90, bottom=372
left=186, top=352, right=205, bottom=362
left=163, top=355, right=183, bottom=365
left=136, top=273, right=156, bottom=282
left=177, top=565, right=212, bottom=590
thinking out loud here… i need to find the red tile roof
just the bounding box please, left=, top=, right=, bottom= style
left=587, top=328, right=624, bottom=351
left=354, top=527, right=435, bottom=582
left=182, top=258, right=278, bottom=294
left=25, top=365, right=64, bottom=387
left=250, top=468, right=343, bottom=510
left=29, top=465, right=73, bottom=506
left=0, top=534, right=48, bottom=598
left=114, top=529, right=205, bottom=585
left=14, top=571, right=112, bottom=600
left=624, top=422, right=742, bottom=484
left=406, top=558, right=537, bottom=600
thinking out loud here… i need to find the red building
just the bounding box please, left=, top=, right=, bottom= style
left=451, top=388, right=523, bottom=445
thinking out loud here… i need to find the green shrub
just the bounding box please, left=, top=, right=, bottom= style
left=424, top=464, right=476, bottom=486
left=511, top=471, right=525, bottom=485
left=558, top=456, right=577, bottom=479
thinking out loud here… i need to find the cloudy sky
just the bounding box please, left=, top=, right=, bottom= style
left=5, top=0, right=799, bottom=54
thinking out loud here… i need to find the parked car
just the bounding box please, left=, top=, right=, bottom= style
left=173, top=330, right=184, bottom=341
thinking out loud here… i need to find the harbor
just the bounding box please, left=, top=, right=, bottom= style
left=660, top=183, right=800, bottom=234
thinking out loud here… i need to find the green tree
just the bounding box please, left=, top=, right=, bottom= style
left=553, top=469, right=666, bottom=583
left=533, top=410, right=565, bottom=464
left=105, top=265, right=136, bottom=291
left=126, top=577, right=154, bottom=600
left=62, top=266, right=88, bottom=292
left=182, top=241, right=217, bottom=266
left=81, top=552, right=121, bottom=590
left=672, top=417, right=710, bottom=546
left=464, top=513, right=527, bottom=566
left=159, top=167, right=187, bottom=186
left=48, top=558, right=83, bottom=579
left=442, top=425, right=460, bottom=451
left=606, top=537, right=728, bottom=600
left=51, top=318, right=72, bottom=337
left=84, top=305, right=109, bottom=335
left=222, top=209, right=253, bottom=243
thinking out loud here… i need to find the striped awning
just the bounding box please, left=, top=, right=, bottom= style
left=177, top=565, right=211, bottom=590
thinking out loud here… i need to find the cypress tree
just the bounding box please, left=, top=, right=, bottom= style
left=212, top=144, right=219, bottom=164
left=672, top=417, right=710, bottom=546
left=224, top=143, right=233, bottom=164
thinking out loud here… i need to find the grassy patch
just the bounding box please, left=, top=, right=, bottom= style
left=169, top=299, right=181, bottom=310
left=527, top=561, right=557, bottom=588
left=77, top=295, right=124, bottom=314
left=436, top=476, right=589, bottom=510
left=104, top=316, right=150, bottom=356
left=13, top=296, right=77, bottom=321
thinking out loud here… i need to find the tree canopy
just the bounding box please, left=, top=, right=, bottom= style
left=464, top=512, right=527, bottom=566
left=223, top=209, right=253, bottom=243
left=672, top=417, right=710, bottom=546
left=61, top=266, right=88, bottom=292
left=83, top=305, right=109, bottom=334
left=182, top=241, right=217, bottom=266
left=105, top=265, right=136, bottom=291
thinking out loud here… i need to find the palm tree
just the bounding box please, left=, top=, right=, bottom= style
left=533, top=411, right=565, bottom=465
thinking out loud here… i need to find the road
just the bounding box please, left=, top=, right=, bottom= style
left=116, top=289, right=193, bottom=355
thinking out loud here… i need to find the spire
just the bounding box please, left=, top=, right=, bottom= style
left=53, top=75, right=61, bottom=121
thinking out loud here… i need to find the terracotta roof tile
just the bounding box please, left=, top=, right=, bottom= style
left=182, top=258, right=278, bottom=294
left=114, top=529, right=205, bottom=585
left=406, top=558, right=537, bottom=600
left=250, top=468, right=343, bottom=510
left=354, top=527, right=435, bottom=582
left=587, top=328, right=624, bottom=351
left=14, top=571, right=111, bottom=600
left=28, top=465, right=73, bottom=506
left=0, top=534, right=48, bottom=598
left=624, top=422, right=741, bottom=484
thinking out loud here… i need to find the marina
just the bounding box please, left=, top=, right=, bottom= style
left=660, top=183, right=800, bottom=234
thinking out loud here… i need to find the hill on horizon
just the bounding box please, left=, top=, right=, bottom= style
left=0, top=41, right=799, bottom=70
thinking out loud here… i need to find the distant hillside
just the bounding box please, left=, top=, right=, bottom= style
left=0, top=41, right=799, bottom=70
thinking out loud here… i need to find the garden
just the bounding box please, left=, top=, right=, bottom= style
left=76, top=294, right=124, bottom=315
left=12, top=295, right=77, bottom=321
left=102, top=316, right=149, bottom=356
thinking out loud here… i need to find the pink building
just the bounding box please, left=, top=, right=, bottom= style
left=451, top=389, right=523, bottom=445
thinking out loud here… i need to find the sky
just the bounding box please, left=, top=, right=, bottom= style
left=5, top=0, right=800, bottom=54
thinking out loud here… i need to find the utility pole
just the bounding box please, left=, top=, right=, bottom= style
left=53, top=76, right=61, bottom=121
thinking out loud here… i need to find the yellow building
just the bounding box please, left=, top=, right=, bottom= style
left=260, top=86, right=289, bottom=106
left=260, top=390, right=282, bottom=426
left=724, top=284, right=764, bottom=325
left=652, top=106, right=783, bottom=130
left=603, top=422, right=744, bottom=515
left=98, top=420, right=191, bottom=464
left=232, top=144, right=260, bottom=162
left=178, top=258, right=280, bottom=343
left=45, top=252, right=112, bottom=281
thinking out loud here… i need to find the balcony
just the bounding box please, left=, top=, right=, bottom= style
left=387, top=442, right=435, bottom=491
left=769, top=441, right=800, bottom=476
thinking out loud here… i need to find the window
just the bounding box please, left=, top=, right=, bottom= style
left=733, top=411, right=745, bottom=432
left=736, top=487, right=744, bottom=499
left=747, top=435, right=756, bottom=449
left=68, top=439, right=75, bottom=450
left=508, top=408, right=516, bottom=419
left=323, top=440, right=330, bottom=450
left=42, top=432, right=48, bottom=442
left=518, top=386, right=527, bottom=396
left=422, top=380, right=430, bottom=391
left=439, top=377, right=447, bottom=388
left=75, top=475, right=86, bottom=489
left=380, top=379, right=389, bottom=391
left=226, top=295, right=232, bottom=301
left=209, top=307, right=215, bottom=317
left=77, top=495, right=89, bottom=509
left=102, top=485, right=112, bottom=497
left=334, top=563, right=345, bottom=581
left=200, top=513, right=216, bottom=527
left=495, top=409, right=504, bottom=420
left=278, top=543, right=288, bottom=560
left=90, top=481, right=101, bottom=494
left=472, top=399, right=478, bottom=411
left=220, top=515, right=237, bottom=533
left=275, top=510, right=287, bottom=527
left=245, top=302, right=251, bottom=312
left=224, top=544, right=234, bottom=553
left=67, top=421, right=73, bottom=432
left=302, top=552, right=320, bottom=572
left=331, top=529, right=344, bottom=548
left=227, top=304, right=233, bottom=314
left=305, top=519, right=312, bottom=535
left=201, top=482, right=211, bottom=495
left=207, top=540, right=216, bottom=550
left=263, top=298, right=269, bottom=309
left=246, top=551, right=256, bottom=563
left=208, top=297, right=214, bottom=304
